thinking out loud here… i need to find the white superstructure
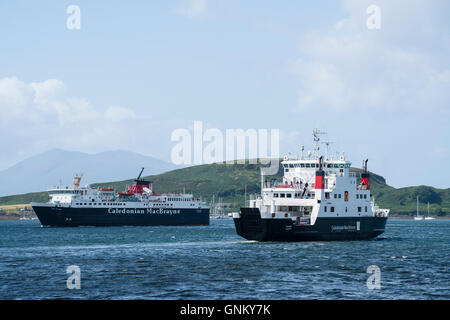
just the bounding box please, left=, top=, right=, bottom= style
left=45, top=173, right=208, bottom=211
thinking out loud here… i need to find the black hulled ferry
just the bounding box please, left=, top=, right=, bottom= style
left=31, top=168, right=209, bottom=227
left=233, top=130, right=389, bottom=241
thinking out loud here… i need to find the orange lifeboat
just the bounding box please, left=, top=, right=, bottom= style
left=274, top=184, right=291, bottom=188
left=99, top=187, right=114, bottom=192
left=118, top=192, right=134, bottom=196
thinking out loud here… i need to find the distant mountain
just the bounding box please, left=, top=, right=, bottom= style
left=0, top=149, right=178, bottom=196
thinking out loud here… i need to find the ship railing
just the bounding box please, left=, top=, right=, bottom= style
left=271, top=184, right=304, bottom=189
left=374, top=209, right=389, bottom=217
left=264, top=181, right=309, bottom=190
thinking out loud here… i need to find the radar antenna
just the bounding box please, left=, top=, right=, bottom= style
left=312, top=129, right=326, bottom=159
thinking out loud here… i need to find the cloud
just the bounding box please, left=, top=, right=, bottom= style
left=0, top=77, right=138, bottom=125
left=0, top=77, right=144, bottom=169
left=176, top=0, right=208, bottom=19
left=104, top=106, right=137, bottom=122
left=292, top=0, right=450, bottom=114
left=31, top=79, right=65, bottom=105
left=0, top=77, right=33, bottom=107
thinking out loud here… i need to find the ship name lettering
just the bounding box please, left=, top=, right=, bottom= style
left=105, top=208, right=182, bottom=215
left=331, top=225, right=356, bottom=232
left=147, top=208, right=181, bottom=215
left=107, top=208, right=146, bottom=214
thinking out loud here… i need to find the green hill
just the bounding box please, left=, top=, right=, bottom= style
left=0, top=160, right=448, bottom=216
left=0, top=191, right=49, bottom=206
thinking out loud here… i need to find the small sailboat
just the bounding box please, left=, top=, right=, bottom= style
left=414, top=196, right=424, bottom=220
left=19, top=207, right=32, bottom=220
left=424, top=202, right=435, bottom=220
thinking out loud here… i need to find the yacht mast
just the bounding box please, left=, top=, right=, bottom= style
left=416, top=196, right=419, bottom=217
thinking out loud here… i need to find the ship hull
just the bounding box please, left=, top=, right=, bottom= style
left=32, top=204, right=210, bottom=227
left=234, top=208, right=387, bottom=241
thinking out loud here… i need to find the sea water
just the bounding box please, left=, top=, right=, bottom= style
left=0, top=219, right=448, bottom=299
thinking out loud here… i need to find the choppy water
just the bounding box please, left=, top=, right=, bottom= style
left=0, top=219, right=448, bottom=299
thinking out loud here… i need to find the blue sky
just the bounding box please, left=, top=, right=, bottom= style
left=0, top=0, right=449, bottom=188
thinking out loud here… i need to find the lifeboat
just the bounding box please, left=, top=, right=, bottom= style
left=274, top=184, right=292, bottom=188
left=118, top=192, right=134, bottom=196
left=99, top=187, right=114, bottom=192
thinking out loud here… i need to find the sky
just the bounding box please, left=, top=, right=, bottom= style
left=0, top=0, right=449, bottom=188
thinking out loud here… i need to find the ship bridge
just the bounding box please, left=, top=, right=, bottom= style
left=281, top=158, right=352, bottom=188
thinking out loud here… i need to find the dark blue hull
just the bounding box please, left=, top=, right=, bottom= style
left=234, top=208, right=387, bottom=241
left=32, top=205, right=210, bottom=227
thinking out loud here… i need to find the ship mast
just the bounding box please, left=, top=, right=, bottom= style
left=260, top=168, right=264, bottom=197
left=73, top=174, right=83, bottom=189
left=136, top=167, right=145, bottom=181
left=322, top=141, right=333, bottom=161
left=417, top=195, right=419, bottom=217
left=312, top=129, right=326, bottom=159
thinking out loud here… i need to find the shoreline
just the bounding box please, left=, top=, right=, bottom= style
left=387, top=216, right=450, bottom=220
left=1, top=214, right=449, bottom=221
